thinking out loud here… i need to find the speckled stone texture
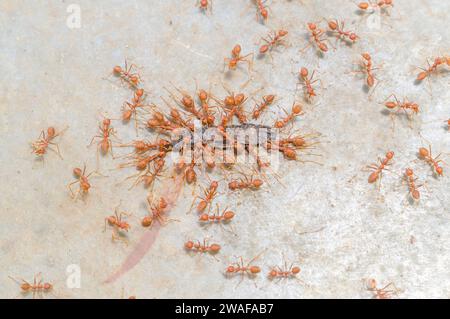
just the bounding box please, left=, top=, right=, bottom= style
left=0, top=0, right=449, bottom=298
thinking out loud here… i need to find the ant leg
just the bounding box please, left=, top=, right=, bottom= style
left=67, top=181, right=78, bottom=199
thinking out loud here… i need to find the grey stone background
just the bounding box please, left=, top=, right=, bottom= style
left=0, top=0, right=449, bottom=298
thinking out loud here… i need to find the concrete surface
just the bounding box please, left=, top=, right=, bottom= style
left=0, top=0, right=449, bottom=298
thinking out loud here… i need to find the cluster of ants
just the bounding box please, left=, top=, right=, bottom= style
left=22, top=0, right=449, bottom=299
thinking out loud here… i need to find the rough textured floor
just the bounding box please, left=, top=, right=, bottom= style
left=0, top=0, right=449, bottom=298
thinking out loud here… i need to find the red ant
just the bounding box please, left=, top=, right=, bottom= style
left=224, top=44, right=254, bottom=73
left=383, top=94, right=419, bottom=129
left=327, top=19, right=358, bottom=44
left=418, top=145, right=444, bottom=176
left=298, top=67, right=320, bottom=101
left=126, top=158, right=165, bottom=190
left=366, top=151, right=395, bottom=184
left=446, top=119, right=450, bottom=131
left=122, top=88, right=146, bottom=133
left=357, top=1, right=394, bottom=14
left=147, top=109, right=179, bottom=133
left=252, top=95, right=275, bottom=119
left=9, top=273, right=53, bottom=299
left=274, top=103, right=303, bottom=129
left=358, top=53, right=378, bottom=88
left=259, top=30, right=288, bottom=55
left=199, top=204, right=235, bottom=224
left=302, top=22, right=329, bottom=54
left=31, top=126, right=66, bottom=159
left=104, top=203, right=131, bottom=244
left=268, top=261, right=301, bottom=281
left=191, top=180, right=220, bottom=213
left=255, top=0, right=269, bottom=22
left=184, top=238, right=221, bottom=254
left=384, top=95, right=419, bottom=115
left=416, top=56, right=450, bottom=82
left=197, top=0, right=211, bottom=12
left=141, top=196, right=173, bottom=228
left=113, top=60, right=141, bottom=88
left=68, top=165, right=100, bottom=200
left=88, top=117, right=118, bottom=164
left=404, top=168, right=421, bottom=201
left=366, top=278, right=398, bottom=299
left=225, top=251, right=264, bottom=285
left=197, top=88, right=216, bottom=126
left=228, top=173, right=263, bottom=191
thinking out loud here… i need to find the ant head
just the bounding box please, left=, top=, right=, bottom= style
left=185, top=167, right=197, bottom=184
left=419, top=147, right=429, bottom=158
left=228, top=181, right=239, bottom=191
left=327, top=20, right=338, bottom=30
left=293, top=136, right=305, bottom=147
left=350, top=33, right=358, bottom=42
left=259, top=44, right=269, bottom=54
left=367, top=278, right=377, bottom=290
left=182, top=96, right=194, bottom=108
left=224, top=95, right=235, bottom=106
left=200, top=0, right=208, bottom=7
left=300, top=67, right=309, bottom=78
left=260, top=8, right=268, bottom=19
left=235, top=93, right=245, bottom=105
left=307, top=23, right=317, bottom=31
left=43, top=283, right=53, bottom=290
left=278, top=30, right=288, bottom=37
left=412, top=190, right=420, bottom=200
left=292, top=104, right=303, bottom=114
left=147, top=118, right=159, bottom=129
left=223, top=211, right=235, bottom=220
left=291, top=266, right=301, bottom=274
left=358, top=2, right=370, bottom=10
left=411, top=104, right=419, bottom=113
left=103, top=118, right=111, bottom=126
left=21, top=282, right=32, bottom=291
left=264, top=95, right=275, bottom=103
left=386, top=151, right=394, bottom=159
left=405, top=168, right=414, bottom=176
left=252, top=179, right=263, bottom=188
left=232, top=44, right=241, bottom=55
left=135, top=88, right=144, bottom=97
left=130, top=76, right=139, bottom=85
left=283, top=147, right=297, bottom=160
left=136, top=159, right=148, bottom=171
left=274, top=121, right=284, bottom=129
left=362, top=53, right=371, bottom=61
left=436, top=166, right=444, bottom=176
left=198, top=89, right=208, bottom=101
left=210, top=244, right=221, bottom=253
left=113, top=66, right=122, bottom=74
left=184, top=241, right=194, bottom=250
left=319, top=43, right=328, bottom=52
left=211, top=180, right=219, bottom=189
left=226, top=265, right=235, bottom=273
left=47, top=127, right=56, bottom=138
left=73, top=167, right=82, bottom=177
